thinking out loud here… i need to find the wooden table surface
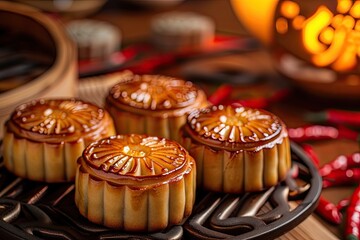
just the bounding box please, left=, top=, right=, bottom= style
left=76, top=1, right=359, bottom=239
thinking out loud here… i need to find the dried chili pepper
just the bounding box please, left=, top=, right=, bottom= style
left=225, top=88, right=289, bottom=109
left=306, top=109, right=360, bottom=127
left=322, top=169, right=360, bottom=188
left=127, top=54, right=176, bottom=74
left=123, top=35, right=256, bottom=75
left=320, top=153, right=360, bottom=177
left=337, top=198, right=350, bottom=212
left=301, top=144, right=320, bottom=168
left=316, top=195, right=343, bottom=225
left=78, top=43, right=151, bottom=77
left=337, top=124, right=360, bottom=142
left=288, top=125, right=360, bottom=143
left=345, top=185, right=360, bottom=240
left=208, top=84, right=233, bottom=105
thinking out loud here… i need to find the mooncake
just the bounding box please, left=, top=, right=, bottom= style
left=105, top=73, right=207, bottom=141
left=75, top=134, right=196, bottom=232
left=181, top=105, right=291, bottom=193
left=3, top=98, right=115, bottom=182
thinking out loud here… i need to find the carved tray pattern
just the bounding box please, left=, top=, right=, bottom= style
left=0, top=142, right=321, bottom=240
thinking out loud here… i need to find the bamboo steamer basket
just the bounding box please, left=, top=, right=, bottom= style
left=0, top=1, right=77, bottom=138
left=14, top=0, right=107, bottom=17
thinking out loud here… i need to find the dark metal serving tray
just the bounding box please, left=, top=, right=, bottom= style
left=0, top=142, right=321, bottom=240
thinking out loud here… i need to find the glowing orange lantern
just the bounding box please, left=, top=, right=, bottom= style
left=231, top=0, right=360, bottom=100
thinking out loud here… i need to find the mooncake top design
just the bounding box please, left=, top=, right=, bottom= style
left=185, top=105, right=285, bottom=150
left=108, top=74, right=200, bottom=111
left=11, top=99, right=105, bottom=135
left=83, top=134, right=189, bottom=177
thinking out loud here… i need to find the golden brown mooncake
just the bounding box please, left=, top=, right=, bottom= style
left=75, top=134, right=196, bottom=232
left=3, top=98, right=115, bottom=182
left=181, top=105, right=291, bottom=193
left=150, top=11, right=215, bottom=51
left=105, top=73, right=208, bottom=141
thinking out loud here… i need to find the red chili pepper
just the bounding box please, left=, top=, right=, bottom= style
left=322, top=169, right=360, bottom=188
left=269, top=88, right=290, bottom=103
left=306, top=109, right=360, bottom=127
left=345, top=185, right=360, bottom=240
left=208, top=84, right=233, bottom=105
left=337, top=198, right=350, bottom=212
left=122, top=36, right=256, bottom=75
left=337, top=125, right=360, bottom=142
left=77, top=43, right=152, bottom=77
left=225, top=88, right=290, bottom=109
left=78, top=52, right=127, bottom=77
left=320, top=153, right=360, bottom=177
left=316, top=195, right=343, bottom=225
left=127, top=54, right=176, bottom=74
left=301, top=144, right=320, bottom=168
left=288, top=125, right=360, bottom=143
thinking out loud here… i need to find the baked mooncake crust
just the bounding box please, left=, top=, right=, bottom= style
left=75, top=134, right=196, bottom=232
left=66, top=19, right=121, bottom=60
left=105, top=73, right=207, bottom=141
left=150, top=11, right=215, bottom=51
left=3, top=98, right=115, bottom=182
left=181, top=105, right=291, bottom=193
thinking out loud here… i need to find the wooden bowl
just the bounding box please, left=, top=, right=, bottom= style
left=0, top=1, right=77, bottom=138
